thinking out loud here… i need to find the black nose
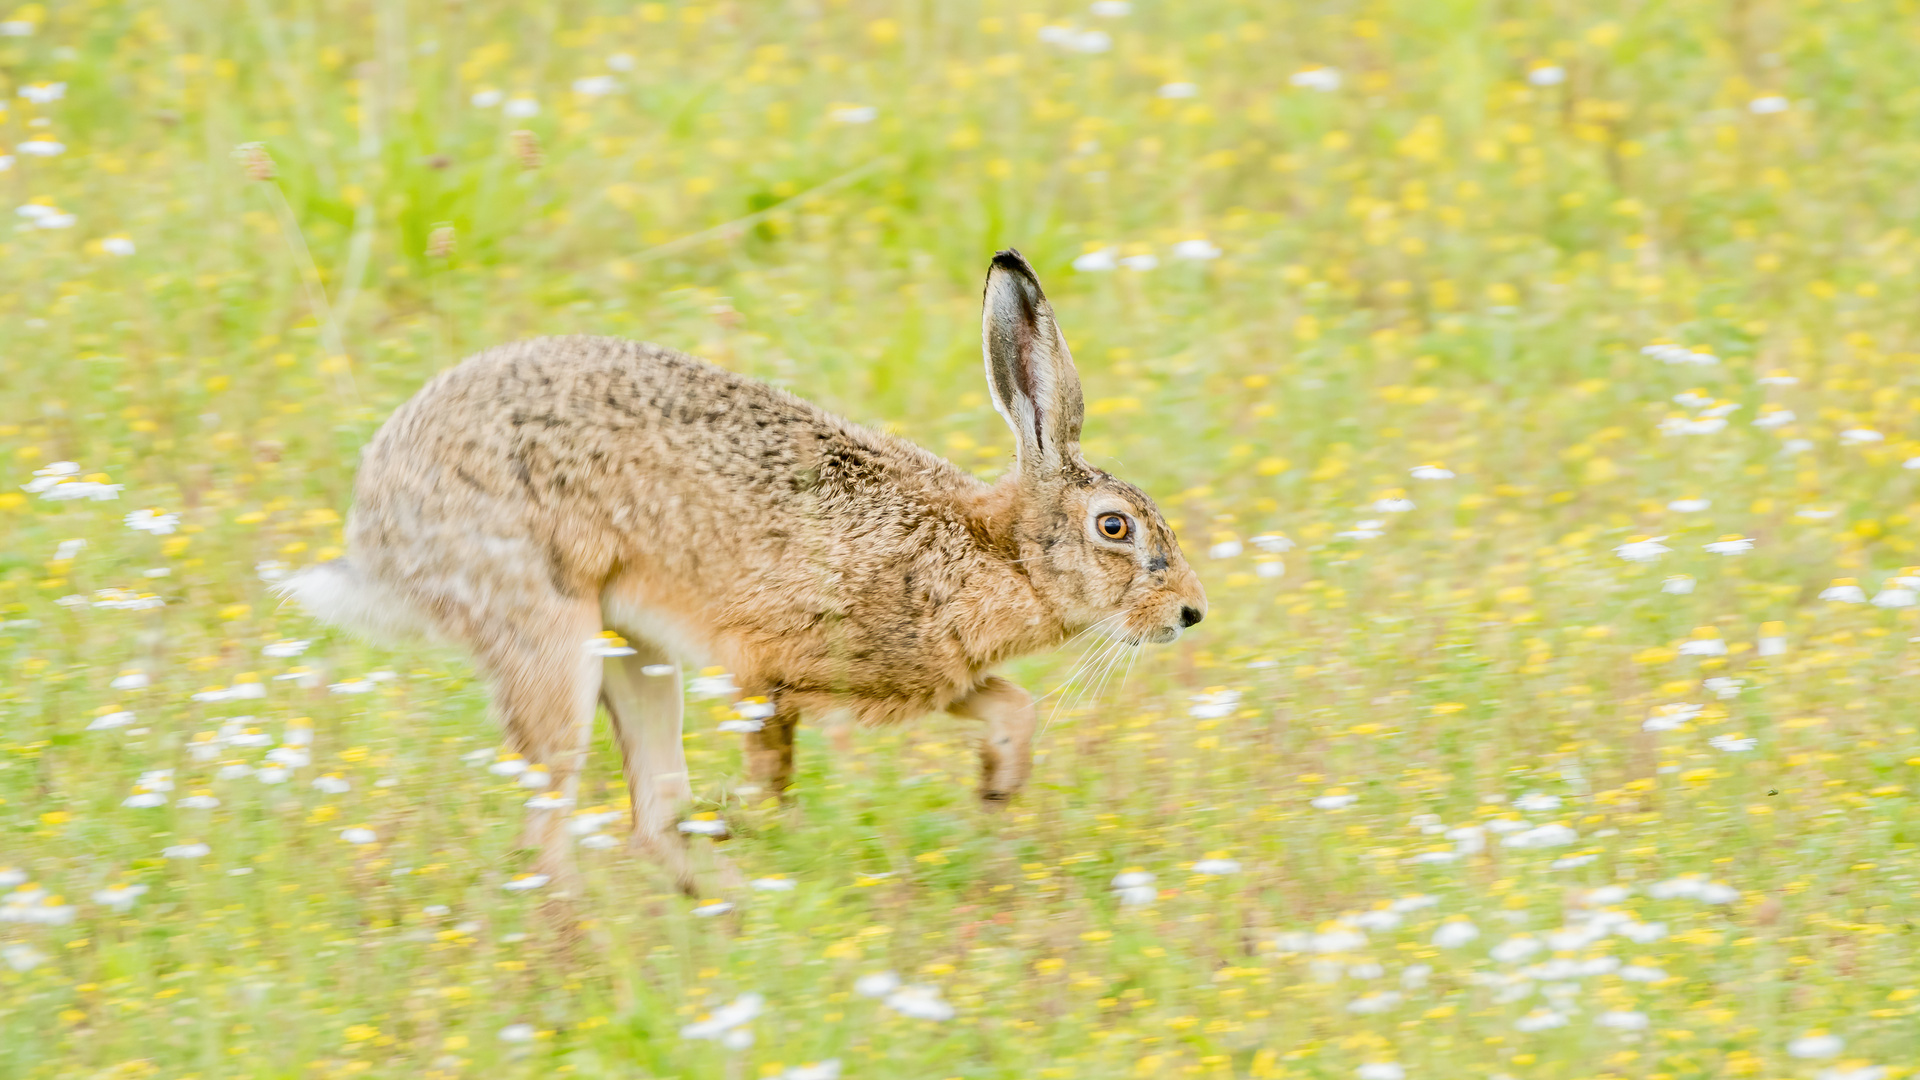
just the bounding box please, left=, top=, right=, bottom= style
left=1180, top=605, right=1203, bottom=628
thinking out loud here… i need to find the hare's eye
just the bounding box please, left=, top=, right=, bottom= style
left=1098, top=514, right=1131, bottom=542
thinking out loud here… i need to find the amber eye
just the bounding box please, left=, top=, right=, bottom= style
left=1098, top=514, right=1131, bottom=541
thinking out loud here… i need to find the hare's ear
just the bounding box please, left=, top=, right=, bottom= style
left=981, top=249, right=1085, bottom=477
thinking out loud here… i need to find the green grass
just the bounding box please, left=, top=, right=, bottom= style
left=4, top=0, right=1920, bottom=1077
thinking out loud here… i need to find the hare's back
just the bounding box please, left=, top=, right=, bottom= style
left=351, top=335, right=969, bottom=590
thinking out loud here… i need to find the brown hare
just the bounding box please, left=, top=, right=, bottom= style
left=280, top=250, right=1205, bottom=894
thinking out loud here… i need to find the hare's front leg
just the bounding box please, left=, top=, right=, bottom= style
left=599, top=644, right=698, bottom=895
left=475, top=602, right=605, bottom=895
left=743, top=700, right=799, bottom=799
left=950, top=677, right=1036, bottom=806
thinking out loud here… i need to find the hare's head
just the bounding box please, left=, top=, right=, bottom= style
left=981, top=249, right=1206, bottom=645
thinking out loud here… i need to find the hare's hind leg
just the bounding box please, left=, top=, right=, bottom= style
left=470, top=600, right=605, bottom=894
left=950, top=677, right=1037, bottom=806
left=599, top=644, right=698, bottom=894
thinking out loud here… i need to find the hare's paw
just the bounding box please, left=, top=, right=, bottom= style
left=978, top=787, right=1016, bottom=811
left=629, top=829, right=699, bottom=896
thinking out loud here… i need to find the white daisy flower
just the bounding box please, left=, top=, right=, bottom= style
left=1502, top=823, right=1577, bottom=849
left=1516, top=1009, right=1567, bottom=1032
left=124, top=508, right=180, bottom=535
left=1819, top=580, right=1866, bottom=603
left=1071, top=248, right=1117, bottom=272
left=1490, top=935, right=1541, bottom=963
left=1787, top=1033, right=1844, bottom=1059
left=587, top=632, right=637, bottom=657
left=1346, top=991, right=1401, bottom=1014
left=1289, top=67, right=1341, bottom=92
left=884, top=984, right=955, bottom=1021
left=1614, top=537, right=1670, bottom=562
left=92, top=883, right=148, bottom=910
left=680, top=992, right=762, bottom=1039
left=3, top=943, right=46, bottom=971
left=1643, top=702, right=1703, bottom=732
left=1703, top=676, right=1744, bottom=699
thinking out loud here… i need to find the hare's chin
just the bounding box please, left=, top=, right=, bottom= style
left=1145, top=626, right=1183, bottom=645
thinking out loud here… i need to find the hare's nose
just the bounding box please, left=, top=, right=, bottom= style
left=1180, top=605, right=1204, bottom=628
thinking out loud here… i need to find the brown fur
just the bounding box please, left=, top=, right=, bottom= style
left=282, top=251, right=1205, bottom=893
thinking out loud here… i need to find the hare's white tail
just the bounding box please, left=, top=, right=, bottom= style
left=275, top=560, right=432, bottom=644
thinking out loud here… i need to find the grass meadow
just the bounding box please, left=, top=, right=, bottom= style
left=4, top=0, right=1920, bottom=1076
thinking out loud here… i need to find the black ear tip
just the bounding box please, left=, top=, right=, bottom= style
left=990, top=248, right=1037, bottom=277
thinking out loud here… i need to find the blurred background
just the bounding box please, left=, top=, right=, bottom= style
left=3, top=0, right=1920, bottom=1077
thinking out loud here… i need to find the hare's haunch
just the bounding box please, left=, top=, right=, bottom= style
left=280, top=250, right=1206, bottom=894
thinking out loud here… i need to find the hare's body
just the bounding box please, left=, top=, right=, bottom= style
left=285, top=252, right=1204, bottom=894
left=345, top=335, right=1064, bottom=723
